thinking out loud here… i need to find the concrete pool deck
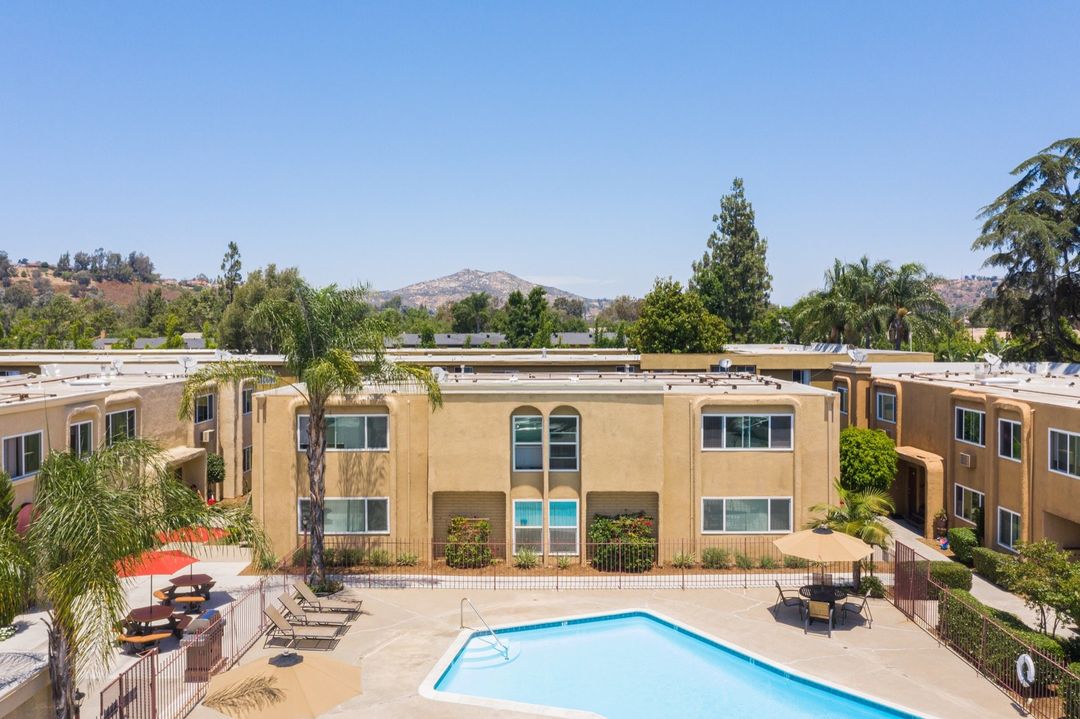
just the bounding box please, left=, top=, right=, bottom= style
left=190, top=587, right=1020, bottom=719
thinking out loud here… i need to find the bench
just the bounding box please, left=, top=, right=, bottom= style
left=118, top=631, right=172, bottom=655
left=172, top=596, right=207, bottom=613
left=153, top=589, right=173, bottom=604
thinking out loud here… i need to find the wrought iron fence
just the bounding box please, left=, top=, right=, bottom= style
left=891, top=540, right=1080, bottom=719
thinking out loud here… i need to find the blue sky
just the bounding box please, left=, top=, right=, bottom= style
left=1, top=2, right=1077, bottom=304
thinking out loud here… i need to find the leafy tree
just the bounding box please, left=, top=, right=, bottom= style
left=690, top=178, right=772, bottom=340
left=1003, top=539, right=1077, bottom=635
left=806, top=480, right=895, bottom=549
left=629, top=278, right=728, bottom=353
left=503, top=287, right=551, bottom=347
left=0, top=440, right=270, bottom=719
left=180, top=282, right=442, bottom=583
left=450, top=292, right=491, bottom=333
left=973, top=138, right=1080, bottom=360
left=839, top=427, right=898, bottom=492
left=217, top=265, right=303, bottom=352
left=597, top=295, right=642, bottom=323
left=207, top=452, right=226, bottom=488
left=55, top=252, right=71, bottom=273
left=220, top=241, right=242, bottom=303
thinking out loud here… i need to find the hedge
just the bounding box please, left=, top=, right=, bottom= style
left=1061, top=662, right=1080, bottom=719
left=947, top=527, right=978, bottom=564
left=445, top=516, right=493, bottom=568
left=971, top=547, right=1014, bottom=589
left=588, top=513, right=656, bottom=573
left=938, top=589, right=1066, bottom=693
left=929, top=561, right=973, bottom=591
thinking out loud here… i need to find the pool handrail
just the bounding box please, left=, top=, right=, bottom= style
left=460, top=597, right=510, bottom=661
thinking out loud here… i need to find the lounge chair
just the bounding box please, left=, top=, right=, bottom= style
left=840, top=594, right=873, bottom=628
left=804, top=600, right=833, bottom=638
left=772, top=581, right=806, bottom=619
left=263, top=607, right=341, bottom=650
left=278, top=594, right=351, bottom=626
left=294, top=581, right=362, bottom=614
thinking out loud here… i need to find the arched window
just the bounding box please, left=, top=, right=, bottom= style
left=511, top=408, right=543, bottom=471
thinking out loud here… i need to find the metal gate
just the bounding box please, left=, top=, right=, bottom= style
left=99, top=650, right=157, bottom=719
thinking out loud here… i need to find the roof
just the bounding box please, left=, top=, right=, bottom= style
left=853, top=362, right=1080, bottom=409
left=387, top=332, right=618, bottom=348
left=0, top=369, right=186, bottom=410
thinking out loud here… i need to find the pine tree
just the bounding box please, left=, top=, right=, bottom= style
left=691, top=178, right=772, bottom=341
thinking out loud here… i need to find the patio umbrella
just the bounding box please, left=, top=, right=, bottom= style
left=203, top=652, right=362, bottom=719
left=116, top=549, right=198, bottom=578
left=772, top=527, right=872, bottom=563
left=156, top=527, right=229, bottom=544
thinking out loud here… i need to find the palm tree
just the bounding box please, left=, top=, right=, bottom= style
left=179, top=282, right=442, bottom=584
left=0, top=440, right=270, bottom=719
left=806, top=480, right=895, bottom=549
left=885, top=262, right=949, bottom=351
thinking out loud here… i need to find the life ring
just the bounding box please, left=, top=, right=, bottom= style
left=1016, top=653, right=1036, bottom=688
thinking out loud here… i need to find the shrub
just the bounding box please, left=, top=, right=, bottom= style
left=329, top=548, right=364, bottom=567
left=367, top=549, right=392, bottom=567
left=783, top=555, right=810, bottom=569
left=838, top=426, right=898, bottom=492
left=307, top=578, right=343, bottom=596
left=972, top=547, right=1014, bottom=588
left=587, top=513, right=656, bottom=573
left=514, top=548, right=540, bottom=569
left=930, top=561, right=973, bottom=591
left=734, top=553, right=754, bottom=570
left=671, top=552, right=695, bottom=569
left=557, top=556, right=572, bottom=570
left=939, top=589, right=1065, bottom=692
left=291, top=547, right=312, bottom=567
left=947, top=527, right=978, bottom=564
left=701, top=547, right=731, bottom=570
left=445, top=516, right=493, bottom=569
left=758, top=556, right=778, bottom=570
left=395, top=551, right=419, bottom=567
left=859, top=575, right=886, bottom=598
left=1062, top=663, right=1080, bottom=719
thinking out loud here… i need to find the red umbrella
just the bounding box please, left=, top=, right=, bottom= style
left=117, top=549, right=197, bottom=578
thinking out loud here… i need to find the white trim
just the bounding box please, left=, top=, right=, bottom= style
left=700, top=413, right=794, bottom=452
left=547, top=499, right=580, bottom=556
left=512, top=498, right=544, bottom=554
left=68, top=419, right=94, bottom=459
left=997, top=418, right=1022, bottom=462
left=953, top=482, right=984, bottom=525
left=242, top=445, right=253, bottom=473
left=996, top=505, right=1021, bottom=553
left=834, top=385, right=848, bottom=415
left=2, top=430, right=43, bottom=480
left=194, top=393, right=215, bottom=424
left=875, top=391, right=897, bottom=423
left=954, top=407, right=985, bottom=447
left=105, top=408, right=137, bottom=444
left=511, top=415, right=543, bottom=472
left=700, top=496, right=793, bottom=534
left=1048, top=427, right=1080, bottom=479
left=241, top=385, right=254, bottom=415
left=548, top=415, right=579, bottom=472
left=296, top=496, right=390, bottom=535
left=296, top=413, right=390, bottom=452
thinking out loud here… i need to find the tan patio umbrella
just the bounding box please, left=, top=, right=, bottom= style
left=773, top=527, right=873, bottom=563
left=203, top=652, right=361, bottom=719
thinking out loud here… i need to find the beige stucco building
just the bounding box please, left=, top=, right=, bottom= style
left=251, top=372, right=840, bottom=559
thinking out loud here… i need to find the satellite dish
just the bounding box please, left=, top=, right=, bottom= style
left=111, top=359, right=125, bottom=374
left=42, top=364, right=61, bottom=378
left=983, top=352, right=1001, bottom=367
left=847, top=349, right=868, bottom=363
left=719, top=359, right=732, bottom=370
left=177, top=356, right=198, bottom=374
left=431, top=367, right=448, bottom=382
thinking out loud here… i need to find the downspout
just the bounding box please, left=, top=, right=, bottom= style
left=688, top=400, right=695, bottom=549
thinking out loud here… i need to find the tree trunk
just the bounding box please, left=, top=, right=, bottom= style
left=306, top=402, right=327, bottom=585
left=47, top=618, right=78, bottom=719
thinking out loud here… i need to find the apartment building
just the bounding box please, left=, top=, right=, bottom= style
left=831, top=361, right=1080, bottom=554
left=250, top=372, right=840, bottom=558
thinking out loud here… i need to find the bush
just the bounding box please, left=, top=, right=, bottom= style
left=329, top=548, right=364, bottom=567
left=783, top=555, right=810, bottom=569
left=307, top=578, right=343, bottom=596
left=206, top=452, right=225, bottom=487
left=859, top=575, right=886, bottom=598
left=838, top=426, right=898, bottom=492
left=445, top=516, right=493, bottom=569
left=1062, top=663, right=1080, bottom=719
left=671, top=552, right=695, bottom=569
left=939, top=589, right=1066, bottom=693
left=395, top=552, right=419, bottom=567
left=557, top=556, right=572, bottom=570
left=734, top=553, right=754, bottom=570
left=291, top=547, right=311, bottom=567
left=972, top=547, right=1014, bottom=588
left=367, top=549, right=392, bottom=567
left=930, top=561, right=973, bottom=591
left=758, top=556, right=778, bottom=570
left=514, top=548, right=540, bottom=569
left=587, top=513, right=656, bottom=573
left=701, top=547, right=731, bottom=570
left=947, top=527, right=979, bottom=564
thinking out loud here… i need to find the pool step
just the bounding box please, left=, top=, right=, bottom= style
left=460, top=637, right=519, bottom=667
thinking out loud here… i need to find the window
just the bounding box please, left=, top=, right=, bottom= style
left=3, top=431, right=42, bottom=480
left=549, top=416, right=579, bottom=471
left=792, top=369, right=811, bottom=384
left=998, top=419, right=1021, bottom=461
left=241, top=386, right=253, bottom=415
left=512, top=416, right=542, bottom=470
left=1049, top=429, right=1080, bottom=478
left=710, top=364, right=757, bottom=373
left=105, top=409, right=136, bottom=445
left=835, top=385, right=849, bottom=415
left=242, top=446, right=252, bottom=473
left=69, top=420, right=93, bottom=459
left=195, top=394, right=215, bottom=423
left=513, top=499, right=543, bottom=552
left=296, top=414, right=389, bottom=451
left=997, top=507, right=1021, bottom=551
left=297, top=497, right=389, bottom=534
left=876, top=392, right=896, bottom=423
left=954, top=407, right=985, bottom=446
left=953, top=483, right=984, bottom=524
left=701, top=497, right=792, bottom=533
left=548, top=500, right=579, bottom=554
left=701, top=415, right=793, bottom=450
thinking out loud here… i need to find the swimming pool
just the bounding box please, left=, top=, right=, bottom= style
left=423, top=610, right=935, bottom=719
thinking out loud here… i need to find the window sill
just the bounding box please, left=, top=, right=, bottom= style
left=700, top=447, right=793, bottom=453
left=954, top=439, right=985, bottom=448
left=10, top=473, right=39, bottom=484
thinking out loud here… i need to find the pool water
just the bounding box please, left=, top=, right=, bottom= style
left=433, top=612, right=929, bottom=719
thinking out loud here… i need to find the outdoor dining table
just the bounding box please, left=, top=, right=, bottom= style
left=125, top=605, right=185, bottom=638
left=800, top=584, right=847, bottom=623
left=169, top=574, right=214, bottom=596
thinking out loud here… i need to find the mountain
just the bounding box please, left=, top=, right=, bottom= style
left=934, top=276, right=999, bottom=318
left=371, top=268, right=607, bottom=315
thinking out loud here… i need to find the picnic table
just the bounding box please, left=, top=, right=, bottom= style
left=169, top=573, right=215, bottom=593
left=121, top=605, right=191, bottom=648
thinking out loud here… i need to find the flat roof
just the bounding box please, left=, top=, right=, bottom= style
left=0, top=370, right=185, bottom=410
left=855, top=362, right=1080, bottom=409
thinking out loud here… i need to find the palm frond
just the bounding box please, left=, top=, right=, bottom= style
left=203, top=675, right=285, bottom=716
left=178, top=360, right=274, bottom=420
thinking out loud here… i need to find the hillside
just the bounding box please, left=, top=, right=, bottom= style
left=7, top=261, right=193, bottom=307
left=934, top=277, right=999, bottom=317
left=372, top=268, right=608, bottom=315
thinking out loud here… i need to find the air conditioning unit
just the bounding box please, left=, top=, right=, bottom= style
left=959, top=452, right=975, bottom=468
left=200, top=429, right=215, bottom=444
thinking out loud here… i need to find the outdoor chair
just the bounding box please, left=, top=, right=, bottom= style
left=278, top=594, right=351, bottom=626
left=772, top=581, right=806, bottom=620
left=840, top=594, right=873, bottom=628
left=294, top=581, right=363, bottom=615
left=263, top=607, right=341, bottom=650
left=804, top=600, right=833, bottom=638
